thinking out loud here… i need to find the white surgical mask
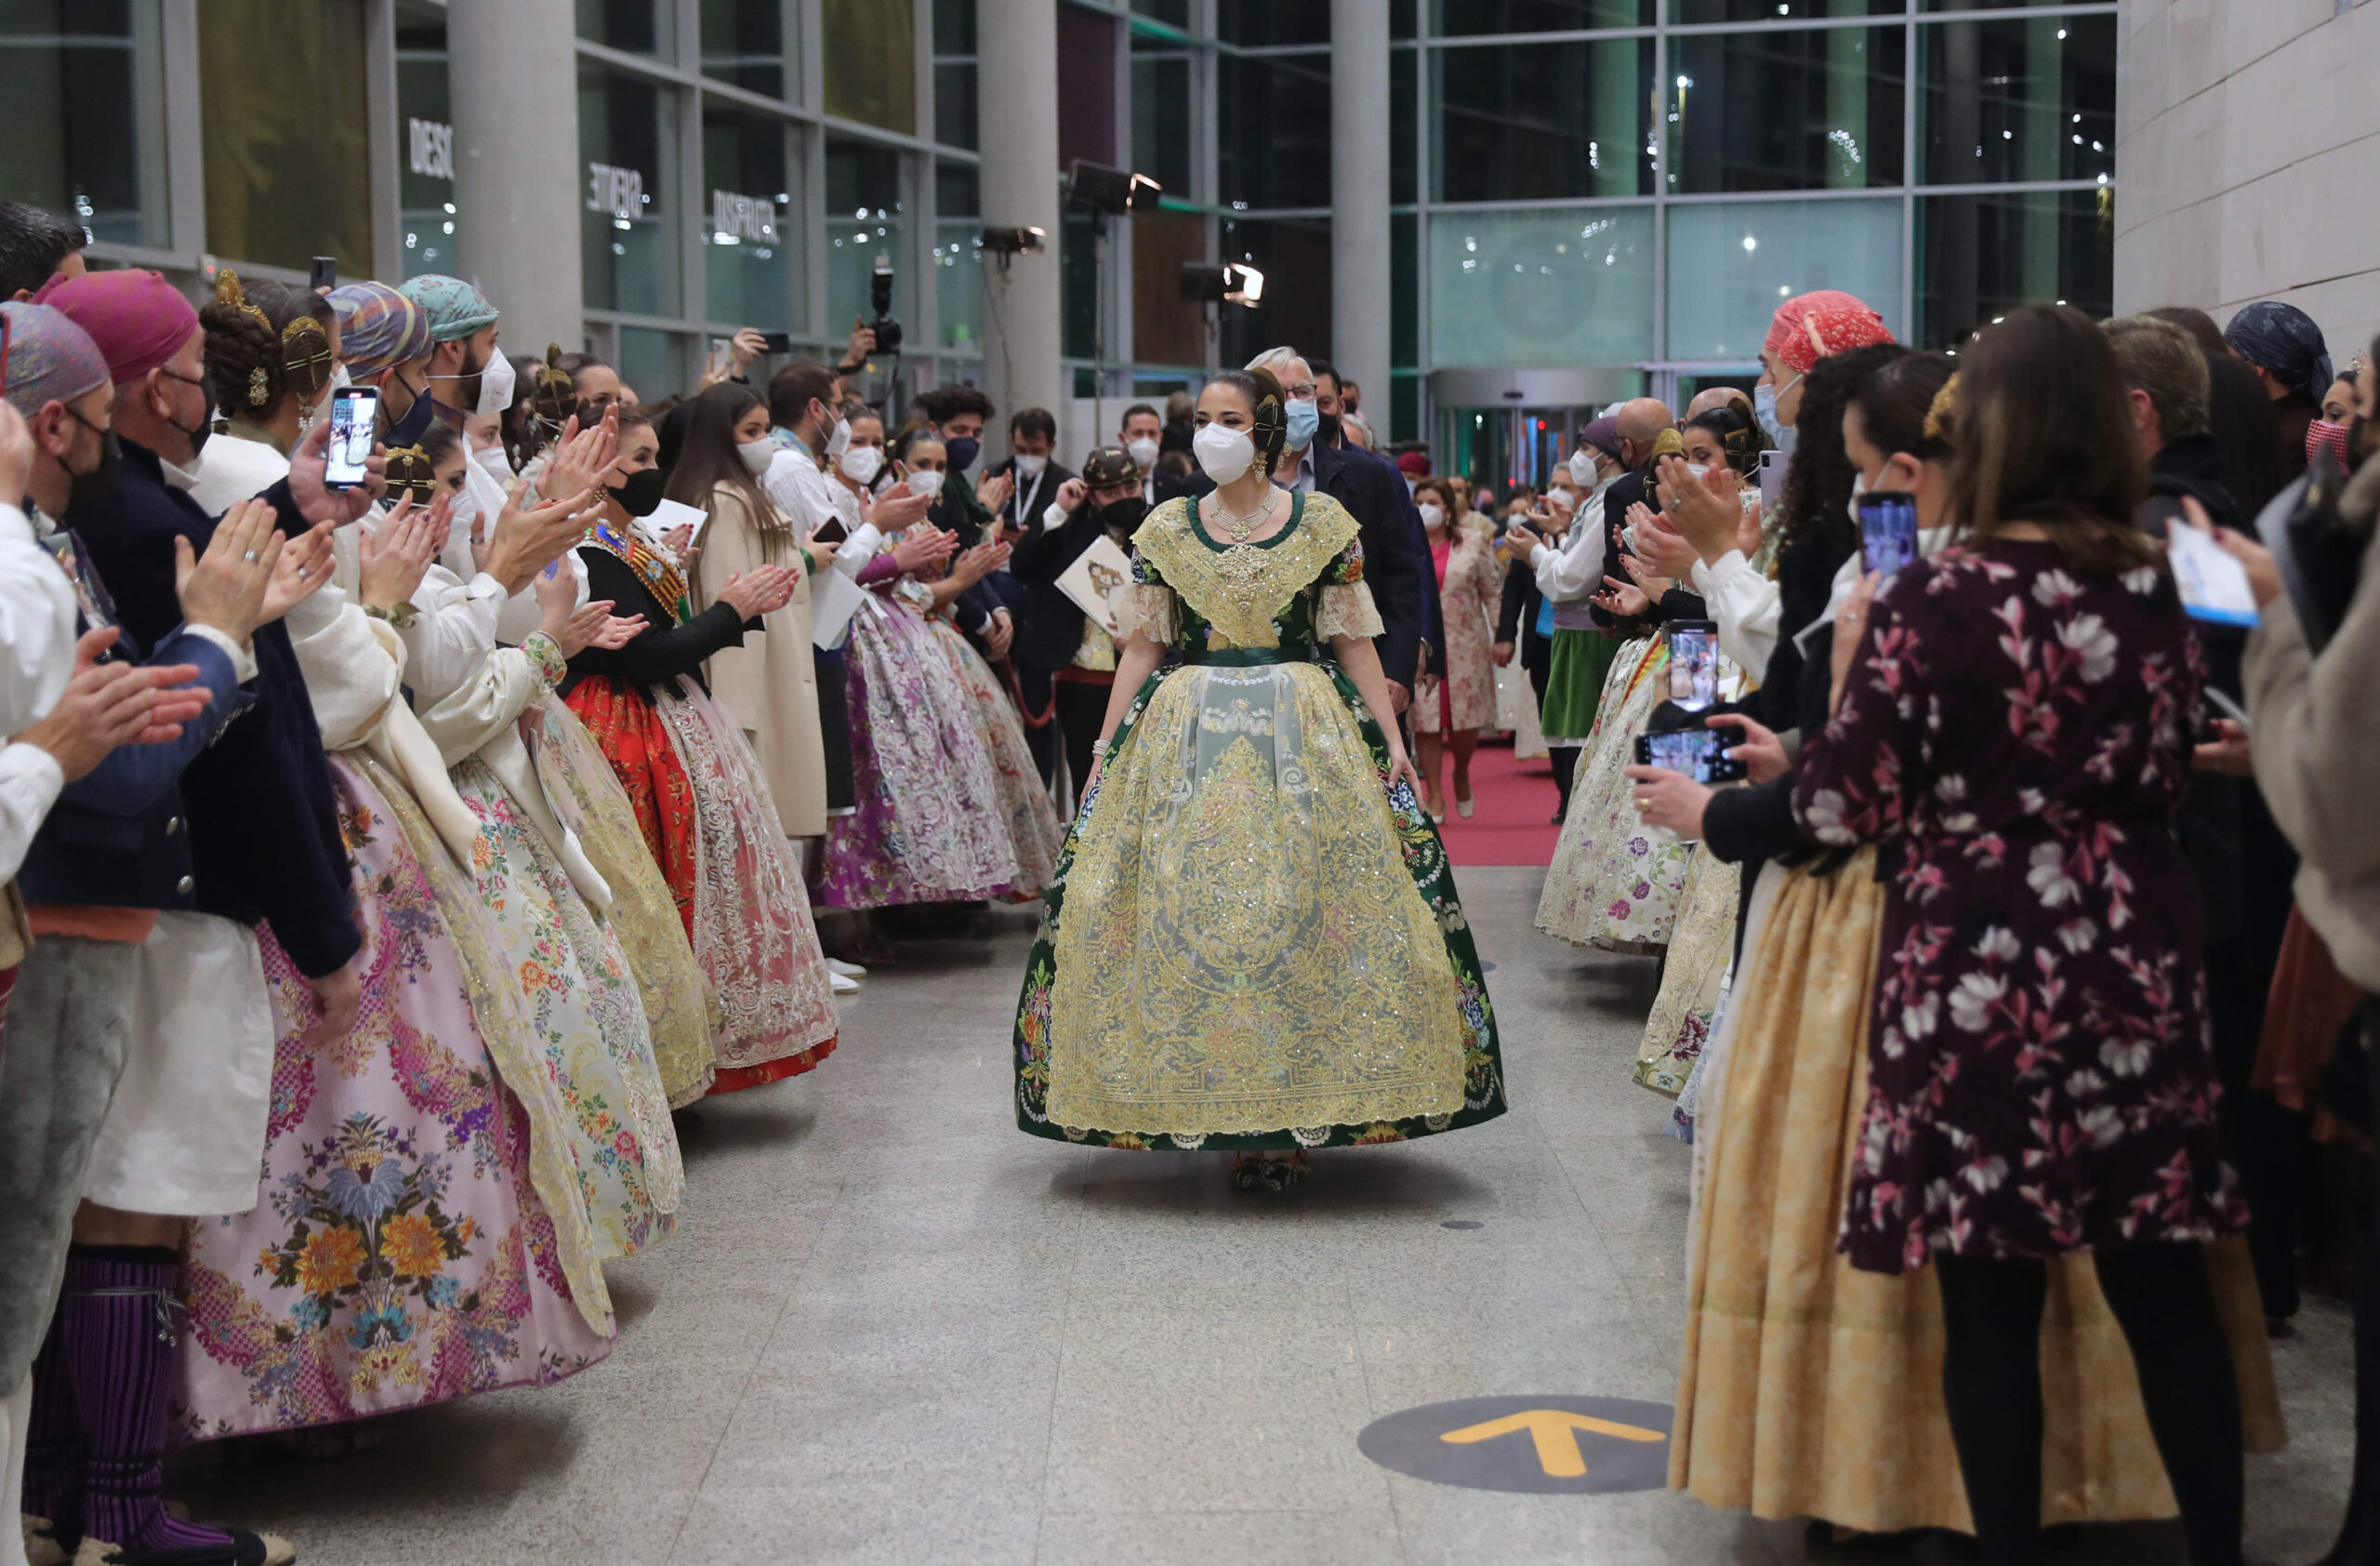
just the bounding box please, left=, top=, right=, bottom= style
left=472, top=350, right=516, bottom=418
left=908, top=469, right=945, bottom=498
left=738, top=436, right=777, bottom=475
left=1192, top=422, right=1256, bottom=485
left=1685, top=462, right=1711, bottom=479
left=1844, top=470, right=1869, bottom=530
left=470, top=444, right=515, bottom=484
left=1126, top=435, right=1160, bottom=469
left=1418, top=501, right=1446, bottom=531
left=1567, top=449, right=1596, bottom=488
left=1013, top=452, right=1047, bottom=481
left=840, top=445, right=884, bottom=484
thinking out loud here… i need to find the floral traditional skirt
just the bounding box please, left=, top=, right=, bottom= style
left=927, top=617, right=1063, bottom=900
left=175, top=754, right=612, bottom=1440
left=1535, top=637, right=1694, bottom=950
left=1013, top=655, right=1506, bottom=1150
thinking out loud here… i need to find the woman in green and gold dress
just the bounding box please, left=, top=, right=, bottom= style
left=1012, top=368, right=1507, bottom=1188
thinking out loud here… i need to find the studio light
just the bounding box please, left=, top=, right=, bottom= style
left=1179, top=262, right=1264, bottom=308
left=979, top=225, right=1046, bottom=256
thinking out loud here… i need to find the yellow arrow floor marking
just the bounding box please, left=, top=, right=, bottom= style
left=1437, top=1410, right=1666, bottom=1478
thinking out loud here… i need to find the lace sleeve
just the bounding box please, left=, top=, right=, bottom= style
left=1317, top=580, right=1384, bottom=641
left=1114, top=583, right=1179, bottom=645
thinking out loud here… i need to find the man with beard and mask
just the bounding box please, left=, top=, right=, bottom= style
left=35, top=268, right=365, bottom=1566
left=400, top=274, right=510, bottom=432
left=1180, top=349, right=1427, bottom=714
left=1118, top=402, right=1191, bottom=507
left=1010, top=446, right=1147, bottom=795
left=985, top=406, right=1072, bottom=536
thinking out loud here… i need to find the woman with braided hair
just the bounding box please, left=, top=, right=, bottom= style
left=169, top=273, right=618, bottom=1448
left=1011, top=367, right=1507, bottom=1191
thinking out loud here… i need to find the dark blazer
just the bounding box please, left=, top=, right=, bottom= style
left=63, top=441, right=361, bottom=979
left=1183, top=439, right=1427, bottom=691
left=1010, top=500, right=1136, bottom=673
left=16, top=524, right=253, bottom=912
left=560, top=543, right=758, bottom=700
left=1496, top=557, right=1551, bottom=681
left=986, top=457, right=1076, bottom=536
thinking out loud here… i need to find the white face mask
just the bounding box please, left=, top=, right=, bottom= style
left=1013, top=452, right=1047, bottom=481
left=1567, top=449, right=1597, bottom=488
left=840, top=445, right=884, bottom=484
left=822, top=413, right=851, bottom=461
left=1845, top=470, right=1870, bottom=530
left=472, top=349, right=516, bottom=418
left=738, top=436, right=777, bottom=476
left=470, top=444, right=514, bottom=482
left=908, top=469, right=945, bottom=498
left=1126, top=435, right=1160, bottom=469
left=1686, top=462, right=1711, bottom=479
left=1193, top=422, right=1257, bottom=485
left=1418, top=501, right=1446, bottom=531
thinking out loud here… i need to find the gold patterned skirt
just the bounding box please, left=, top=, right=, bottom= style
left=1012, top=654, right=1506, bottom=1150
left=1671, top=851, right=2284, bottom=1532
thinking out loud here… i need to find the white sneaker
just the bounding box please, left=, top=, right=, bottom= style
left=829, top=972, right=861, bottom=995
left=824, top=957, right=866, bottom=980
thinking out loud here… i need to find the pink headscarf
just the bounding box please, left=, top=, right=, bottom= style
left=33, top=269, right=199, bottom=386
left=1764, top=290, right=1893, bottom=378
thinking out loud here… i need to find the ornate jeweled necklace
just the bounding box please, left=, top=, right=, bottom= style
left=1211, top=489, right=1274, bottom=545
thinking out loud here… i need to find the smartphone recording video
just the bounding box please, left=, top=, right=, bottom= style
left=324, top=387, right=378, bottom=489
left=1633, top=725, right=1748, bottom=785
left=1858, top=489, right=1920, bottom=577
left=1665, top=620, right=1720, bottom=710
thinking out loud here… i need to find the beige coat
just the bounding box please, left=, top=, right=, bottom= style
left=692, top=480, right=826, bottom=837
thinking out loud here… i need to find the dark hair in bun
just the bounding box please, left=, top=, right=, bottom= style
left=1205, top=366, right=1289, bottom=478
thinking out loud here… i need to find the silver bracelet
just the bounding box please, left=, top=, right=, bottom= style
left=1090, top=737, right=1111, bottom=758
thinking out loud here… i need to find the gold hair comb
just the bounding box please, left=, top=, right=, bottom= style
left=1923, top=374, right=1960, bottom=441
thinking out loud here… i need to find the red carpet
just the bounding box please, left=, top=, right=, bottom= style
left=1429, top=739, right=1564, bottom=868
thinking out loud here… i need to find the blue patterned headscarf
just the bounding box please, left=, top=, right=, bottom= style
left=2224, top=300, right=2333, bottom=403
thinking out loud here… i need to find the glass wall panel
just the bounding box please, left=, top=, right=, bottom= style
left=823, top=0, right=916, bottom=134
left=1392, top=44, right=1416, bottom=207
left=1675, top=0, right=1903, bottom=20
left=1671, top=27, right=1905, bottom=192
left=1435, top=40, right=1654, bottom=203
left=1665, top=196, right=1900, bottom=359
left=1217, top=1, right=1327, bottom=46
left=700, top=0, right=794, bottom=99
left=935, top=161, right=981, bottom=356
left=1062, top=212, right=1099, bottom=364
left=577, top=0, right=674, bottom=61
left=933, top=0, right=975, bottom=149
left=0, top=0, right=169, bottom=249
left=1392, top=211, right=1419, bottom=369
left=1433, top=0, right=1652, bottom=32
left=616, top=325, right=684, bottom=401
left=1921, top=14, right=2113, bottom=187
left=580, top=64, right=681, bottom=316
left=1131, top=206, right=1207, bottom=367
left=1431, top=206, right=1653, bottom=368
left=394, top=7, right=453, bottom=279
left=825, top=136, right=909, bottom=343
left=1915, top=188, right=2110, bottom=351
left=1217, top=53, right=1331, bottom=210
left=704, top=107, right=795, bottom=331
left=1130, top=38, right=1193, bottom=200
left=1218, top=217, right=1331, bottom=370
left=198, top=0, right=374, bottom=274
left=1131, top=0, right=1192, bottom=26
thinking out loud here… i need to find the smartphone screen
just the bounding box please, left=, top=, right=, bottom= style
left=1858, top=490, right=1921, bottom=577
left=810, top=515, right=850, bottom=548
left=1633, top=726, right=1748, bottom=785
left=1665, top=620, right=1720, bottom=710
left=325, top=388, right=378, bottom=488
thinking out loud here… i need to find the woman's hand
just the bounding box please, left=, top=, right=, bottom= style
left=1385, top=745, right=1425, bottom=801
left=1829, top=571, right=1882, bottom=713
left=1624, top=763, right=1712, bottom=838
left=359, top=496, right=443, bottom=610
left=891, top=526, right=959, bottom=576
left=2194, top=716, right=2255, bottom=776
left=536, top=405, right=618, bottom=502
left=1620, top=548, right=1673, bottom=600
left=1492, top=640, right=1515, bottom=667
left=261, top=521, right=337, bottom=623
left=1592, top=574, right=1651, bottom=619
left=482, top=482, right=597, bottom=593
left=950, top=538, right=1010, bottom=587
left=287, top=418, right=387, bottom=524
left=174, top=498, right=282, bottom=644
left=2214, top=526, right=2283, bottom=609
left=719, top=564, right=799, bottom=618
left=1655, top=454, right=1746, bottom=563
left=1736, top=496, right=1765, bottom=561
left=1630, top=504, right=1699, bottom=581
left=975, top=470, right=1014, bottom=516
left=1709, top=712, right=1789, bottom=784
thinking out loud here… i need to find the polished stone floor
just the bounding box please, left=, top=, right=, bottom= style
left=171, top=868, right=2354, bottom=1564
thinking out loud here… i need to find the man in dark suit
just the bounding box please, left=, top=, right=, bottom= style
left=1120, top=402, right=1197, bottom=508
left=1010, top=445, right=1145, bottom=790
left=1181, top=350, right=1427, bottom=710
left=985, top=405, right=1075, bottom=537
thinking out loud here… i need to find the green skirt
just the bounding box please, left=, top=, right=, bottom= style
left=1539, top=628, right=1618, bottom=743
left=1011, top=657, right=1508, bottom=1151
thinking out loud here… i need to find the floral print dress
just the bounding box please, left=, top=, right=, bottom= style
left=1792, top=540, right=2246, bottom=1274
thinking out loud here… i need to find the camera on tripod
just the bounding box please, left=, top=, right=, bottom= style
left=867, top=254, right=903, bottom=355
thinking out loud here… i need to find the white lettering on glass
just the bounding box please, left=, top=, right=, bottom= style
left=407, top=117, right=454, bottom=180
left=709, top=190, right=778, bottom=245
left=587, top=163, right=646, bottom=219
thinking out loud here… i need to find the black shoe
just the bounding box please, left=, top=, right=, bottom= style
left=86, top=1528, right=294, bottom=1566
left=1549, top=805, right=1567, bottom=826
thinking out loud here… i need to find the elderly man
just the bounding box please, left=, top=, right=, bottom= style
left=1180, top=348, right=1427, bottom=710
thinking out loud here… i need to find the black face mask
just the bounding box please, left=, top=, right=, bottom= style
left=157, top=368, right=217, bottom=458
left=384, top=375, right=438, bottom=447
left=607, top=466, right=668, bottom=518
left=1096, top=496, right=1149, bottom=536
left=64, top=408, right=123, bottom=510
left=1316, top=411, right=1342, bottom=449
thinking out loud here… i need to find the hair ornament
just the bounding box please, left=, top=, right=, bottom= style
left=1924, top=373, right=1961, bottom=442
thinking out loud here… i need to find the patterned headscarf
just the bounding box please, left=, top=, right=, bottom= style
left=33, top=269, right=198, bottom=386
left=0, top=300, right=111, bottom=418
left=398, top=273, right=499, bottom=342
left=329, top=283, right=431, bottom=375
left=2224, top=300, right=2333, bottom=403
left=1765, top=290, right=1893, bottom=378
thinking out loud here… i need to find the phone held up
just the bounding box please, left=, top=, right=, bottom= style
left=1858, top=489, right=1920, bottom=577
left=1633, top=725, right=1748, bottom=785
left=324, top=387, right=379, bottom=489
left=310, top=256, right=337, bottom=293
left=1664, top=619, right=1720, bottom=710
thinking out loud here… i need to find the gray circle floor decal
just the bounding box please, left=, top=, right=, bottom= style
left=1357, top=1395, right=1673, bottom=1493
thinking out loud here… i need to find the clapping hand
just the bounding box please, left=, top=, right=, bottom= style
left=536, top=406, right=619, bottom=503
left=864, top=481, right=932, bottom=533
left=481, top=480, right=599, bottom=593
left=1591, top=573, right=1650, bottom=619
left=975, top=470, right=1013, bottom=516
left=261, top=521, right=337, bottom=623
left=1629, top=503, right=1699, bottom=581
left=718, top=564, right=800, bottom=618
left=892, top=527, right=959, bottom=576
left=1653, top=454, right=1744, bottom=562
left=174, top=499, right=283, bottom=644
left=13, top=627, right=209, bottom=779
left=359, top=494, right=446, bottom=610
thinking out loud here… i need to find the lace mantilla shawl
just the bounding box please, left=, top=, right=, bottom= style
left=1118, top=493, right=1382, bottom=649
